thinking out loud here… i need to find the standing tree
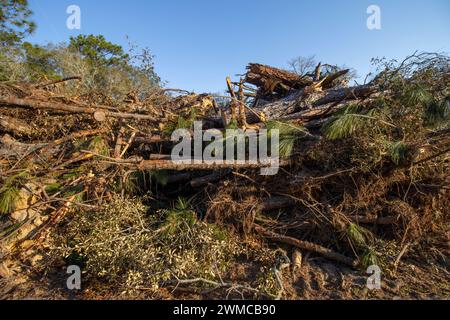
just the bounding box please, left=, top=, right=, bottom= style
left=0, top=0, right=35, bottom=46
left=67, top=34, right=160, bottom=99
left=69, top=34, right=130, bottom=67
left=288, top=55, right=317, bottom=76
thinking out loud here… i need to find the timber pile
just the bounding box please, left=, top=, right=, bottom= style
left=0, top=55, right=449, bottom=280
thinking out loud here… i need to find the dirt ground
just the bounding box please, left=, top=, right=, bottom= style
left=1, top=244, right=448, bottom=300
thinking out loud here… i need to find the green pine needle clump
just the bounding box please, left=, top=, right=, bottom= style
left=389, top=141, right=412, bottom=165
left=0, top=172, right=30, bottom=215
left=0, top=187, right=20, bottom=215
left=161, top=198, right=197, bottom=235
left=347, top=223, right=369, bottom=247
left=322, top=105, right=368, bottom=140
left=424, top=97, right=449, bottom=127
left=163, top=107, right=199, bottom=137
left=88, top=136, right=110, bottom=156
left=361, top=248, right=379, bottom=268
left=403, top=85, right=433, bottom=106
left=266, top=120, right=308, bottom=158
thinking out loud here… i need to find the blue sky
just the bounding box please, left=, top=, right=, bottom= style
left=27, top=0, right=450, bottom=93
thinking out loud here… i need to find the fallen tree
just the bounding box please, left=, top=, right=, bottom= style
left=1, top=52, right=449, bottom=300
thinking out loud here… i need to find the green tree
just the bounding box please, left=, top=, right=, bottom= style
left=0, top=0, right=36, bottom=46
left=67, top=34, right=160, bottom=98
left=22, top=42, right=58, bottom=80
left=69, top=34, right=129, bottom=67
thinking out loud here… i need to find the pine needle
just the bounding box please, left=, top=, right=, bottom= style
left=424, top=97, right=449, bottom=127
left=0, top=186, right=20, bottom=215
left=266, top=120, right=307, bottom=158
left=389, top=141, right=411, bottom=165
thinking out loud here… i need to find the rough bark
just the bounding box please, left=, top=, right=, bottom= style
left=131, top=159, right=291, bottom=171
left=245, top=63, right=314, bottom=95
left=0, top=134, right=49, bottom=159
left=0, top=97, right=156, bottom=121
left=0, top=114, right=33, bottom=136
left=246, top=85, right=376, bottom=123
left=254, top=224, right=358, bottom=267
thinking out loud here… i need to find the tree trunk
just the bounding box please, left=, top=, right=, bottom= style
left=0, top=97, right=156, bottom=121
left=0, top=114, right=34, bottom=136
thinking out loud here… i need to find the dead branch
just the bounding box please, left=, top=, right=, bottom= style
left=0, top=97, right=157, bottom=121
left=34, top=76, right=81, bottom=89
left=254, top=224, right=358, bottom=268
left=0, top=114, right=33, bottom=136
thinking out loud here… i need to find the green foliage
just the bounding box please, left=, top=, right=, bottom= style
left=162, top=108, right=199, bottom=137
left=403, top=85, right=433, bottom=106
left=389, top=141, right=412, bottom=165
left=69, top=34, right=129, bottom=67
left=123, top=171, right=149, bottom=194
left=346, top=223, right=368, bottom=247
left=1, top=34, right=160, bottom=101
left=161, top=198, right=197, bottom=235
left=88, top=136, right=110, bottom=157
left=21, top=42, right=58, bottom=80
left=361, top=248, right=378, bottom=268
left=54, top=197, right=242, bottom=291
left=0, top=171, right=29, bottom=215
left=322, top=105, right=368, bottom=140
left=226, top=118, right=239, bottom=130
left=0, top=0, right=36, bottom=46
left=424, top=97, right=449, bottom=127
left=62, top=184, right=85, bottom=202
left=346, top=223, right=379, bottom=268
left=44, top=182, right=62, bottom=195
left=346, top=223, right=375, bottom=248
left=266, top=120, right=307, bottom=158
left=0, top=186, right=20, bottom=215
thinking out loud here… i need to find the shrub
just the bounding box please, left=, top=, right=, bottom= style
left=53, top=197, right=243, bottom=291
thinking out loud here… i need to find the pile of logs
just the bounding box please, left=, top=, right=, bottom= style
left=221, top=63, right=375, bottom=128
left=1, top=59, right=448, bottom=271
left=0, top=62, right=377, bottom=172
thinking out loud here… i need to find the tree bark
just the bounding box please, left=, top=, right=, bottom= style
left=0, top=97, right=156, bottom=121
left=245, top=85, right=376, bottom=123
left=254, top=224, right=358, bottom=268
left=135, top=159, right=291, bottom=171
left=0, top=114, right=33, bottom=136
left=245, top=63, right=314, bottom=94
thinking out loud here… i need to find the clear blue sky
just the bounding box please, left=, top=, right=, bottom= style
left=26, top=0, right=450, bottom=93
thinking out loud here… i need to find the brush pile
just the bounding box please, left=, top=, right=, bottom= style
left=0, top=52, right=449, bottom=299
